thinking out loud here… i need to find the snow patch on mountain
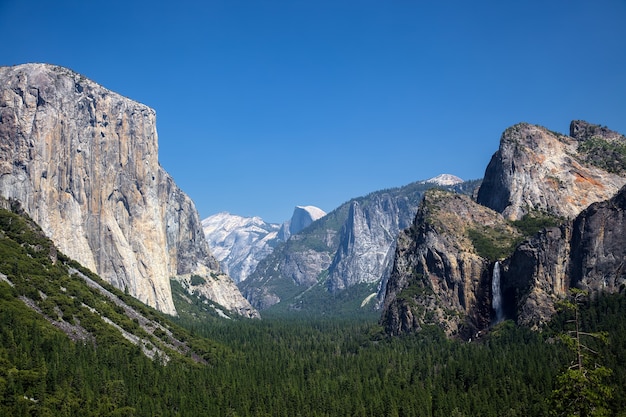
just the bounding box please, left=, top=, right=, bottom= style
left=202, top=213, right=280, bottom=283
left=203, top=205, right=326, bottom=284
left=424, top=174, right=464, bottom=186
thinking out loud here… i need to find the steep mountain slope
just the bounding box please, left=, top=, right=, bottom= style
left=503, top=183, right=626, bottom=329
left=202, top=212, right=281, bottom=283
left=241, top=177, right=480, bottom=314
left=381, top=121, right=626, bottom=337
left=0, top=197, right=223, bottom=362
left=380, top=189, right=522, bottom=337
left=0, top=63, right=256, bottom=318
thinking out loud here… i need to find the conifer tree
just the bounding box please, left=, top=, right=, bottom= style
left=549, top=289, right=614, bottom=417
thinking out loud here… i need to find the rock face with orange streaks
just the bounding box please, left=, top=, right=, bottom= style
left=0, top=63, right=258, bottom=318
left=381, top=121, right=626, bottom=338
left=477, top=122, right=626, bottom=221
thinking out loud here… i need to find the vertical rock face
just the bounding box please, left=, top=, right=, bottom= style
left=477, top=122, right=626, bottom=220
left=380, top=189, right=521, bottom=338
left=569, top=185, right=626, bottom=293
left=241, top=179, right=478, bottom=312
left=502, top=226, right=571, bottom=329
left=502, top=185, right=626, bottom=329
left=383, top=122, right=626, bottom=337
left=277, top=205, right=326, bottom=241
left=327, top=194, right=412, bottom=293
left=0, top=63, right=257, bottom=317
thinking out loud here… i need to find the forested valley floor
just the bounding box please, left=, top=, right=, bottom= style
left=2, top=284, right=626, bottom=416
left=1, top=204, right=625, bottom=416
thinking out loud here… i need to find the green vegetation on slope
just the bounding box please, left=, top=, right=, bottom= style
left=467, top=210, right=564, bottom=261
left=1, top=198, right=625, bottom=416
left=578, top=136, right=626, bottom=174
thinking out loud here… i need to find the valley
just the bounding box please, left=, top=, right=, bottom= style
left=1, top=63, right=625, bottom=416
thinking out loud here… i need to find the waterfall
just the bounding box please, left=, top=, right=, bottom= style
left=492, top=261, right=504, bottom=323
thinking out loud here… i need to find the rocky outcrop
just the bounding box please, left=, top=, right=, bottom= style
left=327, top=194, right=413, bottom=293
left=241, top=178, right=479, bottom=313
left=383, top=121, right=626, bottom=337
left=570, top=185, right=626, bottom=292
left=380, top=189, right=521, bottom=337
left=477, top=122, right=626, bottom=221
left=277, top=205, right=326, bottom=241
left=501, top=226, right=571, bottom=329
left=0, top=63, right=257, bottom=317
left=501, top=185, right=626, bottom=329
left=202, top=212, right=281, bottom=283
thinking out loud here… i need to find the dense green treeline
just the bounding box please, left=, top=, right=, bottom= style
left=3, top=276, right=626, bottom=415
left=1, top=202, right=626, bottom=416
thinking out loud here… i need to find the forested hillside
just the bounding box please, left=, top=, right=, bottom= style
left=1, top=199, right=625, bottom=416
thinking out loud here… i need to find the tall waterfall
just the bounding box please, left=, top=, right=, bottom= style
left=492, top=261, right=504, bottom=323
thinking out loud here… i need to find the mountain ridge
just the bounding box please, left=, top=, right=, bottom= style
left=381, top=120, right=626, bottom=337
left=240, top=176, right=480, bottom=315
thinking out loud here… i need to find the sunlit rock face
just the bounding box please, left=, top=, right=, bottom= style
left=327, top=195, right=409, bottom=293
left=0, top=63, right=257, bottom=318
left=382, top=121, right=626, bottom=337
left=202, top=212, right=280, bottom=283
left=477, top=122, right=626, bottom=221
left=380, top=189, right=520, bottom=338
left=278, top=205, right=326, bottom=241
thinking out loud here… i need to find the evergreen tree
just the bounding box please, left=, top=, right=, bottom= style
left=549, top=289, right=614, bottom=417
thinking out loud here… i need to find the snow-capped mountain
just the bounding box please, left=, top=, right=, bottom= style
left=424, top=174, right=464, bottom=186
left=202, top=213, right=281, bottom=284
left=203, top=206, right=326, bottom=283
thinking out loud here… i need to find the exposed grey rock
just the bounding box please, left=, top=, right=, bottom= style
left=380, top=189, right=520, bottom=337
left=202, top=212, right=280, bottom=283
left=0, top=63, right=257, bottom=318
left=328, top=194, right=410, bottom=293
left=477, top=122, right=626, bottom=220
left=502, top=226, right=571, bottom=329
left=383, top=122, right=626, bottom=337
left=570, top=185, right=626, bottom=293
left=502, top=185, right=626, bottom=329
left=241, top=178, right=479, bottom=313
left=278, top=205, right=326, bottom=241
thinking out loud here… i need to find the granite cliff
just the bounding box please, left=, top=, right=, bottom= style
left=503, top=184, right=626, bottom=329
left=278, top=205, right=327, bottom=241
left=477, top=122, right=626, bottom=220
left=241, top=177, right=478, bottom=314
left=381, top=121, right=626, bottom=337
left=0, top=63, right=257, bottom=318
left=380, top=189, right=522, bottom=337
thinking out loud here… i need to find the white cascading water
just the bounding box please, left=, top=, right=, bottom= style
left=492, top=261, right=504, bottom=323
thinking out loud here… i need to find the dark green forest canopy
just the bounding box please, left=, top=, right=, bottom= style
left=1, top=201, right=625, bottom=416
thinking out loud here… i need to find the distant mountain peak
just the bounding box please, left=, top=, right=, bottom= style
left=294, top=205, right=327, bottom=222
left=425, top=174, right=464, bottom=186
left=202, top=212, right=280, bottom=283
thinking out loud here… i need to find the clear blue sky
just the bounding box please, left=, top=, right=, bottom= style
left=1, top=1, right=625, bottom=223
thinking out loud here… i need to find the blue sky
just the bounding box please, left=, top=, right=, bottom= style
left=1, top=1, right=625, bottom=223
